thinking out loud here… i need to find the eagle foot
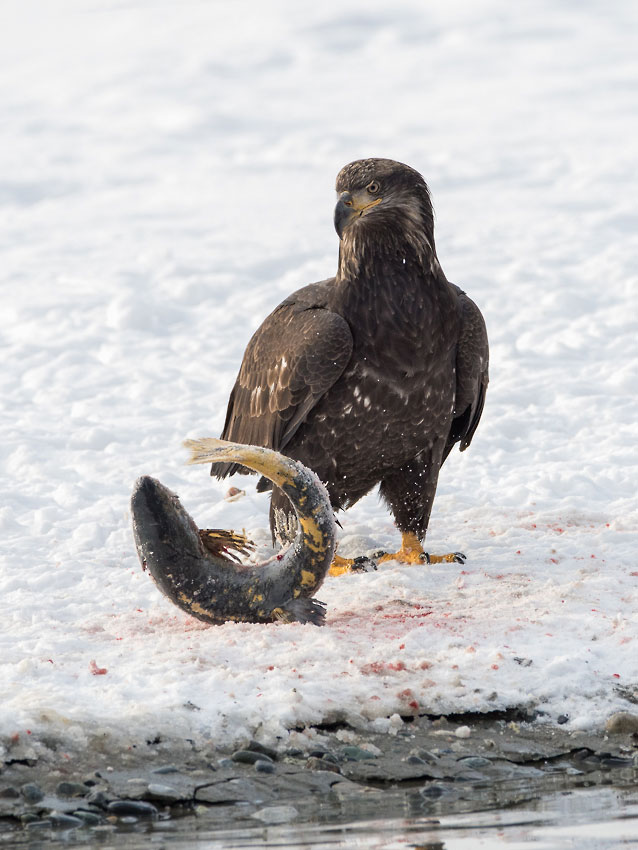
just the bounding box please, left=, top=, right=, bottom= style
left=328, top=553, right=377, bottom=576
left=372, top=533, right=466, bottom=566
left=427, top=551, right=466, bottom=565
left=199, top=528, right=256, bottom=563
left=374, top=531, right=429, bottom=565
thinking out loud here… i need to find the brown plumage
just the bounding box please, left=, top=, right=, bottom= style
left=212, top=158, right=488, bottom=556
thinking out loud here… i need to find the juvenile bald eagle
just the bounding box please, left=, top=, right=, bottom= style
left=211, top=158, right=488, bottom=569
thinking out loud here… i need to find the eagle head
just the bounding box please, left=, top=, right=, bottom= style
left=334, top=158, right=435, bottom=255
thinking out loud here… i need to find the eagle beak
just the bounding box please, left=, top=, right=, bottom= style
left=334, top=191, right=382, bottom=238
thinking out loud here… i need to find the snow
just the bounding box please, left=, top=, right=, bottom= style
left=1, top=0, right=637, bottom=757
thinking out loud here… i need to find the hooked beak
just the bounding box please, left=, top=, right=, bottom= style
left=334, top=191, right=382, bottom=238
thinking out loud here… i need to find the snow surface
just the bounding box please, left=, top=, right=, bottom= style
left=1, top=0, right=637, bottom=756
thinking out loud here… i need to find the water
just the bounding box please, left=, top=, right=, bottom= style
left=3, top=783, right=637, bottom=849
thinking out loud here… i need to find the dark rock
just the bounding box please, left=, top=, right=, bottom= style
left=308, top=747, right=328, bottom=758
left=457, top=756, right=492, bottom=769
left=107, top=800, right=158, bottom=818
left=56, top=781, right=89, bottom=797
left=49, top=812, right=84, bottom=828
left=218, top=758, right=233, bottom=768
left=72, top=810, right=103, bottom=825
left=420, top=784, right=447, bottom=798
left=232, top=750, right=273, bottom=765
left=321, top=752, right=340, bottom=764
left=557, top=714, right=569, bottom=725
left=411, top=749, right=439, bottom=764
left=599, top=755, right=633, bottom=768
left=247, top=740, right=278, bottom=760
left=20, top=813, right=40, bottom=824
left=86, top=789, right=110, bottom=808
left=407, top=755, right=425, bottom=764
left=20, top=783, right=44, bottom=803
left=255, top=760, right=275, bottom=774
left=25, top=819, right=52, bottom=830
left=513, top=657, right=533, bottom=667
left=0, top=786, right=20, bottom=799
left=151, top=764, right=180, bottom=774
left=285, top=748, right=304, bottom=758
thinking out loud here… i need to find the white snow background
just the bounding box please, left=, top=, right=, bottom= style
left=1, top=0, right=637, bottom=758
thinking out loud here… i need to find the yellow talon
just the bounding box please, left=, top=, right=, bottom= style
left=328, top=554, right=356, bottom=577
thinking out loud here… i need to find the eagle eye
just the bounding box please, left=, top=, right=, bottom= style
left=366, top=181, right=380, bottom=194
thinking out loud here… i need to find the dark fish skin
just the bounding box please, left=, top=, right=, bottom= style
left=131, top=439, right=336, bottom=625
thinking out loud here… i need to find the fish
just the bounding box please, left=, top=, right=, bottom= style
left=130, top=438, right=336, bottom=625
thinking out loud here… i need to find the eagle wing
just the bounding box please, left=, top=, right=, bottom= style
left=211, top=282, right=353, bottom=478
left=443, top=285, right=489, bottom=461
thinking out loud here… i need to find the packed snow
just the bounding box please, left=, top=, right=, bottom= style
left=1, top=0, right=637, bottom=758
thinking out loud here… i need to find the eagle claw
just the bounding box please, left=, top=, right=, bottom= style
left=351, top=555, right=377, bottom=572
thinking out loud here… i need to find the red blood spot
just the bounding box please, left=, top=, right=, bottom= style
left=491, top=664, right=499, bottom=670
left=89, top=660, right=108, bottom=675
left=419, top=661, right=432, bottom=669
left=387, top=661, right=406, bottom=671
left=550, top=558, right=558, bottom=564
left=136, top=608, right=143, bottom=613
left=516, top=550, right=521, bottom=554
left=349, top=659, right=354, bottom=663
left=630, top=572, right=638, bottom=577
left=369, top=695, right=380, bottom=700
left=399, top=644, right=405, bottom=650
left=10, top=733, right=19, bottom=743
left=451, top=664, right=459, bottom=670
left=590, top=554, right=596, bottom=559
left=267, top=665, right=274, bottom=670
left=276, top=554, right=284, bottom=561
left=26, top=730, right=31, bottom=734
left=613, top=673, right=620, bottom=679
left=408, top=700, right=418, bottom=709
left=47, top=659, right=54, bottom=664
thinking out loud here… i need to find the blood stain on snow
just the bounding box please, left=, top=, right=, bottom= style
left=90, top=660, right=108, bottom=675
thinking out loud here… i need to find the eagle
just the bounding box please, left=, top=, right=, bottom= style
left=211, top=158, right=488, bottom=571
